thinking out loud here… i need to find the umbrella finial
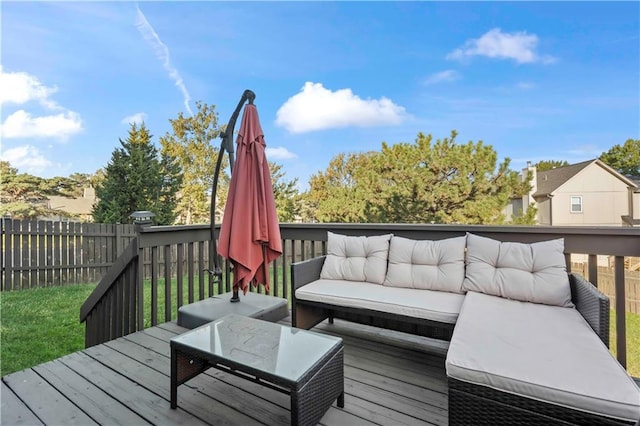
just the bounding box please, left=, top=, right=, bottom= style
left=244, top=89, right=255, bottom=105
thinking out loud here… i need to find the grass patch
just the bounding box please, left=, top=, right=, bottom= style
left=1, top=284, right=97, bottom=376
left=610, top=310, right=640, bottom=377
left=1, top=268, right=291, bottom=377
left=143, top=267, right=291, bottom=328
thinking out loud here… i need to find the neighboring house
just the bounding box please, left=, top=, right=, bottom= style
left=46, top=187, right=97, bottom=222
left=624, top=176, right=640, bottom=227
left=511, top=159, right=639, bottom=227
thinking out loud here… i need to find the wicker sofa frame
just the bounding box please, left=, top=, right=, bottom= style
left=291, top=255, right=636, bottom=426
left=291, top=256, right=456, bottom=340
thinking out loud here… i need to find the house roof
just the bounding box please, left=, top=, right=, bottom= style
left=628, top=176, right=640, bottom=193
left=47, top=195, right=95, bottom=216
left=533, top=159, right=638, bottom=198
left=533, top=160, right=593, bottom=197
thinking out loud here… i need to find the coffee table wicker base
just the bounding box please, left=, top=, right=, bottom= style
left=292, top=348, right=344, bottom=426
left=171, top=344, right=344, bottom=426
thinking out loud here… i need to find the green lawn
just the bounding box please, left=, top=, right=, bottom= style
left=610, top=310, right=640, bottom=377
left=1, top=270, right=290, bottom=377
left=1, top=284, right=97, bottom=376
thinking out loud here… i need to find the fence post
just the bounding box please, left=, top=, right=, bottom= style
left=115, top=224, right=123, bottom=258
left=0, top=217, right=6, bottom=290
left=131, top=211, right=155, bottom=331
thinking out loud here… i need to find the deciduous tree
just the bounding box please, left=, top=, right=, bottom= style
left=269, top=161, right=301, bottom=222
left=601, top=139, right=640, bottom=176
left=160, top=101, right=227, bottom=224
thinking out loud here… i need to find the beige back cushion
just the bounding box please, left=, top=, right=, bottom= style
left=384, top=235, right=466, bottom=293
left=462, top=233, right=573, bottom=307
left=320, top=232, right=392, bottom=284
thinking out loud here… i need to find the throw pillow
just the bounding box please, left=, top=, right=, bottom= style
left=384, top=235, right=466, bottom=293
left=462, top=233, right=573, bottom=307
left=320, top=232, right=392, bottom=284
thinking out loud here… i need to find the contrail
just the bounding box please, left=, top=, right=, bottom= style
left=135, top=5, right=193, bottom=115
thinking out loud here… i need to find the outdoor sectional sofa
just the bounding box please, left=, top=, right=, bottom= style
left=291, top=232, right=640, bottom=425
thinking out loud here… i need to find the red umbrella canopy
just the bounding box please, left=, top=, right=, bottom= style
left=218, top=104, right=282, bottom=295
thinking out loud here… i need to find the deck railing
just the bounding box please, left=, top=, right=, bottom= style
left=79, top=223, right=640, bottom=371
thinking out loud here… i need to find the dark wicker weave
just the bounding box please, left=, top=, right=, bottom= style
left=449, top=378, right=635, bottom=426
left=291, top=256, right=630, bottom=425
left=569, top=272, right=610, bottom=346
left=292, top=348, right=344, bottom=426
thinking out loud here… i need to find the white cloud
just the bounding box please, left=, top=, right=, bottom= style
left=135, top=5, right=193, bottom=116
left=447, top=28, right=555, bottom=64
left=1, top=110, right=83, bottom=140
left=0, top=67, right=83, bottom=140
left=276, top=82, right=408, bottom=133
left=266, top=146, right=297, bottom=160
left=121, top=112, right=148, bottom=125
left=0, top=66, right=59, bottom=109
left=423, top=70, right=461, bottom=85
left=0, top=145, right=53, bottom=173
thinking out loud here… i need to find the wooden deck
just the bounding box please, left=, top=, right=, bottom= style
left=1, top=318, right=449, bottom=425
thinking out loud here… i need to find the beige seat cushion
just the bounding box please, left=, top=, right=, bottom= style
left=296, top=279, right=465, bottom=324
left=462, top=233, right=573, bottom=307
left=384, top=235, right=466, bottom=293
left=446, top=291, right=640, bottom=423
left=320, top=232, right=392, bottom=284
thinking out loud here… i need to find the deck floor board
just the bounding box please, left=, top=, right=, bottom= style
left=2, top=318, right=449, bottom=425
left=32, top=359, right=148, bottom=425
left=1, top=381, right=45, bottom=426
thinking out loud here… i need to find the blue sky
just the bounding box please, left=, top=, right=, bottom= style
left=1, top=2, right=638, bottom=190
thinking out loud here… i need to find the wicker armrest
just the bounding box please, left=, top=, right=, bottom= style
left=291, top=256, right=326, bottom=291
left=569, top=273, right=610, bottom=347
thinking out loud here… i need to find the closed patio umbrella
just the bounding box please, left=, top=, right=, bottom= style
left=215, top=90, right=282, bottom=302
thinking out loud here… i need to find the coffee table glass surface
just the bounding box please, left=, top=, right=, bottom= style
left=171, top=313, right=342, bottom=382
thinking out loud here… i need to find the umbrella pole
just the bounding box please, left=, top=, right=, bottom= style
left=231, top=288, right=240, bottom=303
left=210, top=89, right=256, bottom=304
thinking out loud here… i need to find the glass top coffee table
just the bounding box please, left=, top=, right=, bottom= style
left=170, top=314, right=344, bottom=426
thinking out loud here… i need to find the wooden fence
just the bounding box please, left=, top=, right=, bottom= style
left=572, top=263, right=640, bottom=314
left=1, top=219, right=136, bottom=290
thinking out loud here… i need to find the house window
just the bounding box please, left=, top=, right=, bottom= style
left=570, top=196, right=583, bottom=213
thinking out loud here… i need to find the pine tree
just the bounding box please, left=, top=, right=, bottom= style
left=306, top=131, right=530, bottom=225
left=534, top=160, right=569, bottom=172
left=93, top=123, right=181, bottom=224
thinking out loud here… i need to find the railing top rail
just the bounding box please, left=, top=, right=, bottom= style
left=137, top=225, right=211, bottom=248
left=139, top=224, right=210, bottom=233
left=278, top=222, right=640, bottom=237
left=135, top=222, right=640, bottom=256
left=278, top=223, right=640, bottom=257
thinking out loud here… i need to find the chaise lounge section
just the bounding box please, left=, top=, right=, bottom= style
left=291, top=231, right=640, bottom=425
